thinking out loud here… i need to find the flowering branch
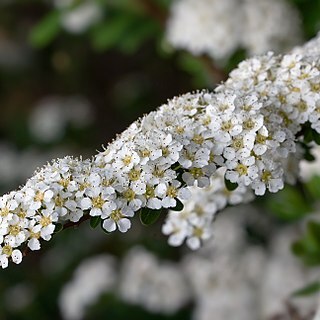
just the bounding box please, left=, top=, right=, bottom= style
left=0, top=34, right=320, bottom=268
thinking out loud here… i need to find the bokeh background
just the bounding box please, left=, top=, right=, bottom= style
left=1, top=0, right=320, bottom=319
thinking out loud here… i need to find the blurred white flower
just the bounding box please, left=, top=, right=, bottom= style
left=0, top=37, right=30, bottom=68
left=119, top=247, right=190, bottom=315
left=4, top=283, right=35, bottom=312
left=260, top=227, right=319, bottom=319
left=60, top=2, right=102, bottom=34
left=242, top=0, right=302, bottom=55
left=29, top=96, right=93, bottom=143
left=166, top=0, right=240, bottom=60
left=166, top=0, right=302, bottom=59
left=59, top=255, right=117, bottom=320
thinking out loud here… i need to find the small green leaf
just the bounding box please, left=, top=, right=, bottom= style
left=292, top=220, right=320, bottom=266
left=306, top=175, right=320, bottom=199
left=171, top=199, right=184, bottom=211
left=90, top=216, right=101, bottom=229
left=313, top=130, right=320, bottom=145
left=292, top=281, right=320, bottom=297
left=304, top=150, right=316, bottom=162
left=303, top=127, right=314, bottom=143
left=224, top=176, right=238, bottom=191
left=54, top=223, right=63, bottom=233
left=266, top=185, right=311, bottom=221
left=139, top=208, right=162, bottom=226
left=90, top=14, right=133, bottom=51
left=29, top=11, right=61, bottom=48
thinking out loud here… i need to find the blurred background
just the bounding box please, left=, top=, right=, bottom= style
left=1, top=0, right=320, bottom=319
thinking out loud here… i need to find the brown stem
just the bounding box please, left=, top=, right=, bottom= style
left=62, top=214, right=91, bottom=230
left=23, top=214, right=91, bottom=257
left=200, top=54, right=229, bottom=84
left=136, top=0, right=228, bottom=84
left=137, top=0, right=167, bottom=27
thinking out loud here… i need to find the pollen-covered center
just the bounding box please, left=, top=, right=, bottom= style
left=243, top=119, right=255, bottom=130
left=110, top=209, right=123, bottom=222
left=40, top=216, right=52, bottom=227
left=192, top=134, right=204, bottom=145
left=221, top=120, right=233, bottom=131
left=59, top=178, right=70, bottom=188
left=145, top=186, right=155, bottom=199
left=162, top=147, right=170, bottom=157
left=123, top=189, right=136, bottom=201
left=256, top=133, right=267, bottom=144
left=153, top=168, right=165, bottom=178
left=261, top=170, right=272, bottom=182
left=0, top=206, right=10, bottom=217
left=2, top=245, right=12, bottom=256
left=166, top=185, right=178, bottom=198
left=193, top=227, right=203, bottom=238
left=128, top=169, right=141, bottom=181
left=122, top=155, right=132, bottom=166
left=34, top=191, right=44, bottom=202
left=190, top=167, right=203, bottom=178
left=30, top=231, right=41, bottom=239
left=9, top=225, right=20, bottom=236
left=55, top=195, right=65, bottom=207
left=236, top=164, right=248, bottom=176
left=92, top=196, right=104, bottom=209
left=232, top=138, right=244, bottom=150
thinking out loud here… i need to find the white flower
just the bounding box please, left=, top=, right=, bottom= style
left=186, top=221, right=212, bottom=250
left=155, top=180, right=191, bottom=208
left=162, top=215, right=190, bottom=247
left=166, top=0, right=241, bottom=59
left=0, top=245, right=22, bottom=268
left=102, top=201, right=134, bottom=233
left=113, top=146, right=140, bottom=173
left=60, top=2, right=102, bottom=34
left=81, top=187, right=116, bottom=217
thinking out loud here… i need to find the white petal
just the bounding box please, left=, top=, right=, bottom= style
left=28, top=238, right=41, bottom=251
left=0, top=255, right=8, bottom=268
left=80, top=198, right=92, bottom=210
left=102, top=219, right=116, bottom=232
left=117, top=218, right=131, bottom=233
left=186, top=237, right=201, bottom=250
left=11, top=250, right=22, bottom=264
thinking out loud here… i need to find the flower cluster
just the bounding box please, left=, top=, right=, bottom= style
left=0, top=34, right=320, bottom=268
left=166, top=0, right=302, bottom=59
left=54, top=0, right=102, bottom=34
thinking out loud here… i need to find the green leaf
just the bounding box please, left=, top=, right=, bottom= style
left=90, top=216, right=101, bottom=229
left=54, top=223, right=63, bottom=233
left=303, top=127, right=314, bottom=143
left=292, top=281, right=320, bottom=297
left=292, top=220, right=320, bottom=266
left=90, top=14, right=133, bottom=51
left=304, top=149, right=316, bottom=162
left=29, top=11, right=61, bottom=48
left=266, top=185, right=311, bottom=221
left=171, top=198, right=184, bottom=211
left=119, top=19, right=158, bottom=53
left=224, top=176, right=238, bottom=191
left=306, top=175, right=320, bottom=199
left=139, top=208, right=162, bottom=226
left=313, top=130, right=320, bottom=145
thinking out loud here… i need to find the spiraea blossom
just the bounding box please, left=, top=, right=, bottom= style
left=166, top=0, right=302, bottom=59
left=54, top=0, right=102, bottom=34
left=0, top=34, right=320, bottom=268
left=166, top=0, right=240, bottom=60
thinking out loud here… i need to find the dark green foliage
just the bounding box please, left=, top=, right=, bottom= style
left=292, top=221, right=320, bottom=265
left=139, top=207, right=162, bottom=226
